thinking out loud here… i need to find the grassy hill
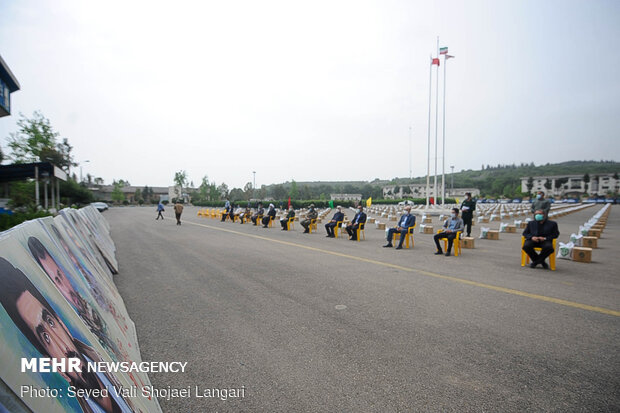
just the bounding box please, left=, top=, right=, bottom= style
left=258, top=160, right=619, bottom=199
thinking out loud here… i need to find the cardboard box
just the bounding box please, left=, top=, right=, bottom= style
left=462, top=237, right=475, bottom=249
left=422, top=217, right=432, bottom=224
left=480, top=217, right=490, bottom=223
left=367, top=218, right=375, bottom=224
left=505, top=225, right=516, bottom=233
left=587, top=229, right=601, bottom=238
left=376, top=223, right=386, bottom=230
left=582, top=236, right=598, bottom=248
left=487, top=230, right=500, bottom=240
left=518, top=222, right=527, bottom=229
left=572, top=247, right=592, bottom=263
left=389, top=216, right=397, bottom=221
left=423, top=226, right=434, bottom=234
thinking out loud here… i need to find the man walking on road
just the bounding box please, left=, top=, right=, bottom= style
left=174, top=202, right=184, bottom=225
left=156, top=202, right=165, bottom=220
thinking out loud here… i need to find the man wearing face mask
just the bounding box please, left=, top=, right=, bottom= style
left=531, top=191, right=551, bottom=218
left=460, top=192, right=476, bottom=237
left=345, top=205, right=367, bottom=241
left=522, top=209, right=559, bottom=269
left=383, top=206, right=416, bottom=249
left=434, top=208, right=464, bottom=256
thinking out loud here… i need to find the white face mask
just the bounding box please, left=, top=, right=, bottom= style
left=451, top=213, right=456, bottom=218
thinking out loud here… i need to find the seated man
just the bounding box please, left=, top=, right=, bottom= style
left=522, top=208, right=560, bottom=269
left=252, top=203, right=264, bottom=225
left=325, top=206, right=345, bottom=238
left=434, top=208, right=464, bottom=256
left=383, top=206, right=415, bottom=249
left=346, top=205, right=367, bottom=241
left=262, top=204, right=276, bottom=228
left=239, top=206, right=251, bottom=224
left=301, top=204, right=318, bottom=234
left=280, top=206, right=295, bottom=230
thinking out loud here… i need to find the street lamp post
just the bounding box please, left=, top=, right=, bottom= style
left=450, top=165, right=454, bottom=195
left=80, top=160, right=90, bottom=183
left=253, top=171, right=256, bottom=200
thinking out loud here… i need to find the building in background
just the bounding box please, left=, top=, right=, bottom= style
left=382, top=185, right=480, bottom=200
left=330, top=193, right=362, bottom=201
left=520, top=174, right=619, bottom=198
left=0, top=54, right=20, bottom=118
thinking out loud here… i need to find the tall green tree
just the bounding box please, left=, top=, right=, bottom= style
left=289, top=180, right=299, bottom=199
left=111, top=180, right=126, bottom=203
left=6, top=111, right=76, bottom=171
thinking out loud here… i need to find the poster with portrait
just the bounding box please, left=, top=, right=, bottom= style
left=0, top=211, right=161, bottom=412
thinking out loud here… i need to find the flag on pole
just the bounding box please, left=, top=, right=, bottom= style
left=366, top=197, right=372, bottom=207
left=432, top=57, right=440, bottom=66
left=445, top=54, right=455, bottom=60
left=288, top=197, right=291, bottom=209
left=329, top=200, right=334, bottom=208
left=439, top=47, right=448, bottom=55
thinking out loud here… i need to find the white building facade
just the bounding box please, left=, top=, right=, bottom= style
left=520, top=174, right=619, bottom=197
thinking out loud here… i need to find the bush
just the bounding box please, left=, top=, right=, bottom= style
left=0, top=210, right=53, bottom=232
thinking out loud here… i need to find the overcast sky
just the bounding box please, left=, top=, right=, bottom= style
left=1, top=0, right=618, bottom=189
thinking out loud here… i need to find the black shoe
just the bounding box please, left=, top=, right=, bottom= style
left=445, top=251, right=451, bottom=256
left=395, top=246, right=402, bottom=250
left=541, top=262, right=549, bottom=269
left=303, top=230, right=309, bottom=234
left=383, top=244, right=393, bottom=248
left=350, top=237, right=357, bottom=241
left=326, top=234, right=331, bottom=237
left=530, top=262, right=538, bottom=268
left=263, top=225, right=268, bottom=228
left=434, top=250, right=443, bottom=255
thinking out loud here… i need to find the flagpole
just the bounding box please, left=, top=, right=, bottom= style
left=426, top=55, right=432, bottom=208
left=434, top=36, right=439, bottom=207
left=409, top=125, right=412, bottom=180
left=441, top=50, right=447, bottom=207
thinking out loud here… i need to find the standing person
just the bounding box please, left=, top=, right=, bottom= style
left=262, top=204, right=276, bottom=228
left=346, top=205, right=367, bottom=241
left=174, top=202, right=184, bottom=225
left=531, top=191, right=551, bottom=218
left=460, top=192, right=476, bottom=237
left=522, top=209, right=560, bottom=269
left=325, top=206, right=345, bottom=238
left=433, top=208, right=464, bottom=256
left=280, top=206, right=295, bottom=230
left=300, top=204, right=318, bottom=234
left=156, top=202, right=165, bottom=220
left=252, top=203, right=264, bottom=225
left=221, top=199, right=231, bottom=222
left=383, top=206, right=415, bottom=249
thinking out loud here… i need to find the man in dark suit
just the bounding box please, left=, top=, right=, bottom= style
left=251, top=203, right=264, bottom=225
left=522, top=209, right=560, bottom=269
left=383, top=206, right=416, bottom=249
left=325, top=206, right=345, bottom=238
left=345, top=205, right=367, bottom=241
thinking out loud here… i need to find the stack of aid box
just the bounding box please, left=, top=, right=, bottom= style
left=572, top=204, right=610, bottom=263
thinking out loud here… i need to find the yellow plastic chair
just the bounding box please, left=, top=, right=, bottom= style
left=392, top=224, right=416, bottom=248
left=309, top=218, right=317, bottom=233
left=334, top=220, right=344, bottom=238
left=435, top=230, right=462, bottom=256
left=356, top=223, right=366, bottom=241
left=521, top=236, right=556, bottom=270
left=286, top=216, right=295, bottom=231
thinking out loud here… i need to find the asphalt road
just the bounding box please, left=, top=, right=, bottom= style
left=106, top=205, right=620, bottom=412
